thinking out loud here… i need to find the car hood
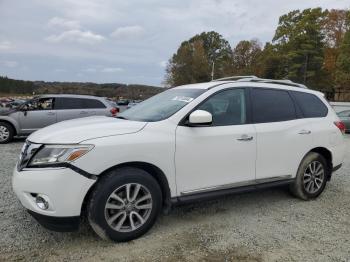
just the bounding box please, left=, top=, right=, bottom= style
left=28, top=116, right=147, bottom=144
left=0, top=107, right=17, bottom=115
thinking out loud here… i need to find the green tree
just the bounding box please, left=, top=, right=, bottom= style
left=256, top=43, right=286, bottom=79
left=165, top=31, right=233, bottom=86
left=273, top=8, right=326, bottom=89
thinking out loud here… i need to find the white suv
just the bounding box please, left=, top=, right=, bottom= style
left=12, top=77, right=346, bottom=242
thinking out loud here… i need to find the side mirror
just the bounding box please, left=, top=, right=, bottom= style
left=188, top=110, right=212, bottom=126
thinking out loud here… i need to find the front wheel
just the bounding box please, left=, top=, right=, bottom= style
left=88, top=167, right=162, bottom=242
left=290, top=152, right=329, bottom=200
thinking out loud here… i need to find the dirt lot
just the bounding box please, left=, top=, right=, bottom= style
left=0, top=137, right=349, bottom=261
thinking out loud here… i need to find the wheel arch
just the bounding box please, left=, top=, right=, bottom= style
left=0, top=119, right=18, bottom=136
left=307, top=147, right=333, bottom=179
left=81, top=161, right=172, bottom=215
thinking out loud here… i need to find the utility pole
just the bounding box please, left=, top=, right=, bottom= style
left=211, top=61, right=215, bottom=81
left=303, top=53, right=308, bottom=84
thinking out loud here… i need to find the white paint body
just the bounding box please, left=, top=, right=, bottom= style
left=12, top=81, right=346, bottom=217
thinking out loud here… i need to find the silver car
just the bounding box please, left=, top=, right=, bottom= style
left=0, top=94, right=119, bottom=143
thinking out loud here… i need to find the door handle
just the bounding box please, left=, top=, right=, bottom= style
left=298, top=130, right=311, bottom=135
left=47, top=112, right=55, bottom=116
left=80, top=111, right=88, bottom=114
left=237, top=134, right=253, bottom=141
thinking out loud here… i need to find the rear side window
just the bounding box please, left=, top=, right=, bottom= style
left=55, top=98, right=106, bottom=109
left=55, top=98, right=83, bottom=109
left=252, top=88, right=296, bottom=123
left=291, top=91, right=328, bottom=118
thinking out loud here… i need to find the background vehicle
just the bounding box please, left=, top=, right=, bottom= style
left=337, top=110, right=350, bottom=133
left=12, top=76, right=345, bottom=242
left=117, top=99, right=129, bottom=106
left=330, top=102, right=350, bottom=113
left=126, top=100, right=142, bottom=109
left=0, top=94, right=119, bottom=143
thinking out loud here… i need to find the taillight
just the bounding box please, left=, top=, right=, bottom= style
left=334, top=121, right=346, bottom=134
left=110, top=107, right=119, bottom=117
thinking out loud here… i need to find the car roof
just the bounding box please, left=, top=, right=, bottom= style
left=37, top=94, right=105, bottom=100
left=174, top=80, right=324, bottom=97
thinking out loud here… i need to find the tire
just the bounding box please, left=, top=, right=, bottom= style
left=0, top=122, right=14, bottom=144
left=290, top=152, right=329, bottom=200
left=88, top=167, right=162, bottom=242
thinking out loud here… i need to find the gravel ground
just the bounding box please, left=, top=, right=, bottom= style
left=0, top=136, right=349, bottom=261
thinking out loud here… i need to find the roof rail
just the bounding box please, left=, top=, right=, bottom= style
left=213, top=75, right=258, bottom=81
left=213, top=75, right=307, bottom=89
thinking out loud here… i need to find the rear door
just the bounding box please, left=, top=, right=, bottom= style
left=55, top=97, right=85, bottom=121
left=251, top=88, right=313, bottom=181
left=18, top=97, right=57, bottom=133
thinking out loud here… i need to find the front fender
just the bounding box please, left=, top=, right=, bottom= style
left=0, top=116, right=20, bottom=134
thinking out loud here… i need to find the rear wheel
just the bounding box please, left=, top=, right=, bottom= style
left=290, top=152, right=329, bottom=200
left=88, top=167, right=162, bottom=242
left=0, top=122, right=14, bottom=144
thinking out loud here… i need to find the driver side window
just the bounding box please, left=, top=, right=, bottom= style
left=197, top=89, right=246, bottom=126
left=26, top=98, right=54, bottom=111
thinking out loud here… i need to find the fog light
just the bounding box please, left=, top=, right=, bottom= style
left=35, top=195, right=49, bottom=210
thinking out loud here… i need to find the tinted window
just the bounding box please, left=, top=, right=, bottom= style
left=55, top=98, right=106, bottom=109
left=83, top=99, right=106, bottom=109
left=197, top=89, right=246, bottom=126
left=292, top=91, right=328, bottom=118
left=252, top=88, right=296, bottom=123
left=55, top=98, right=83, bottom=109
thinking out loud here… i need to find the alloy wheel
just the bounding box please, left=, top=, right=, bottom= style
left=0, top=125, right=10, bottom=142
left=104, top=183, right=153, bottom=233
left=303, top=161, right=325, bottom=194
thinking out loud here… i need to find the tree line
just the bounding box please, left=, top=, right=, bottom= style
left=0, top=76, right=162, bottom=99
left=165, top=8, right=350, bottom=101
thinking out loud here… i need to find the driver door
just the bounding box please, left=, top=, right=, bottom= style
left=18, top=97, right=57, bottom=134
left=175, top=88, right=256, bottom=195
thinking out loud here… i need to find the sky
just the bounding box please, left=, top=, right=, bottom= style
left=0, top=0, right=349, bottom=86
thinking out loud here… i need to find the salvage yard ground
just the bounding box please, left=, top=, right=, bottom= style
left=0, top=136, right=349, bottom=261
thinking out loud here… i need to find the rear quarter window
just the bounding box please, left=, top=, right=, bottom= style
left=83, top=99, right=106, bottom=109
left=291, top=91, right=328, bottom=118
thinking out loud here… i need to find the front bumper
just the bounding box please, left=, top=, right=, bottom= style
left=12, top=165, right=96, bottom=217
left=27, top=210, right=80, bottom=232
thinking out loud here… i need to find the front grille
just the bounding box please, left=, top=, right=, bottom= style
left=17, top=141, right=42, bottom=170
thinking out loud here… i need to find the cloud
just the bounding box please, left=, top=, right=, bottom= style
left=159, top=61, right=167, bottom=68
left=0, top=41, right=13, bottom=50
left=54, top=68, right=66, bottom=73
left=101, top=67, right=124, bottom=73
left=46, top=29, right=105, bottom=44
left=110, top=25, right=145, bottom=40
left=82, top=67, right=124, bottom=73
left=47, top=17, right=81, bottom=29
left=0, top=61, right=18, bottom=68
left=83, top=68, right=98, bottom=73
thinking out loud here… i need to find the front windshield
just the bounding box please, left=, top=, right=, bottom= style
left=119, top=88, right=205, bottom=122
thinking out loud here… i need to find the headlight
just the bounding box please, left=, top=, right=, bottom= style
left=28, top=144, right=94, bottom=167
